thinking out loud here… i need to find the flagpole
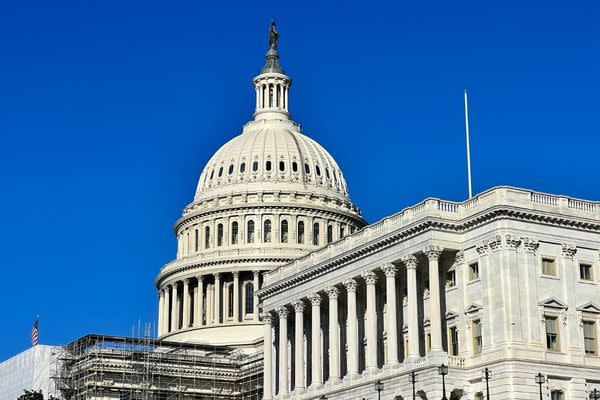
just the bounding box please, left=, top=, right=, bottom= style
left=464, top=89, right=473, bottom=199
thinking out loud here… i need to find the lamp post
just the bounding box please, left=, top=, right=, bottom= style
left=320, top=396, right=327, bottom=400
left=438, top=364, right=448, bottom=400
left=482, top=367, right=492, bottom=400
left=409, top=370, right=417, bottom=400
left=374, top=379, right=384, bottom=400
left=591, top=388, right=599, bottom=400
left=535, top=373, right=546, bottom=400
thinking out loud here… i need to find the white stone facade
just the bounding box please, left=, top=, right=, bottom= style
left=258, top=187, right=600, bottom=400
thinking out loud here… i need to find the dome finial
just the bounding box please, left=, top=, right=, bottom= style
left=261, top=20, right=284, bottom=74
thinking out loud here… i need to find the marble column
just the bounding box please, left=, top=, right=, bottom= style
left=309, top=292, right=323, bottom=388
left=158, top=290, right=164, bottom=336
left=164, top=286, right=171, bottom=333
left=233, top=271, right=240, bottom=323
left=361, top=270, right=378, bottom=371
left=262, top=312, right=274, bottom=400
left=325, top=285, right=341, bottom=383
left=253, top=271, right=260, bottom=320
left=171, top=283, right=179, bottom=331
left=403, top=254, right=419, bottom=358
left=276, top=306, right=289, bottom=396
left=292, top=300, right=306, bottom=393
left=343, top=278, right=359, bottom=377
left=182, top=278, right=190, bottom=329
left=196, top=275, right=204, bottom=327
left=382, top=262, right=399, bottom=365
left=214, top=273, right=221, bottom=325
left=424, top=245, right=443, bottom=352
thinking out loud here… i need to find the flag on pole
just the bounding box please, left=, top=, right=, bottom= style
left=31, top=316, right=39, bottom=346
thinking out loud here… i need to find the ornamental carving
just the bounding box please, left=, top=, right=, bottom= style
left=561, top=243, right=577, bottom=259
left=453, top=250, right=465, bottom=265
left=291, top=300, right=305, bottom=313
left=505, top=234, right=521, bottom=250
left=343, top=278, right=358, bottom=292
left=475, top=240, right=489, bottom=255
left=381, top=262, right=398, bottom=278
left=423, top=244, right=443, bottom=260
left=401, top=254, right=418, bottom=270
left=275, top=305, right=289, bottom=318
left=260, top=312, right=273, bottom=324
left=488, top=235, right=502, bottom=252
left=325, top=285, right=339, bottom=299
left=361, top=270, right=378, bottom=285
left=308, top=292, right=322, bottom=306
left=521, top=237, right=540, bottom=254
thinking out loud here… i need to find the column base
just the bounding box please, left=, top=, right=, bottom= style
left=308, top=383, right=323, bottom=391
left=324, top=377, right=342, bottom=388
left=383, top=361, right=401, bottom=371
left=291, top=387, right=306, bottom=397
left=426, top=349, right=448, bottom=365
left=343, top=372, right=360, bottom=383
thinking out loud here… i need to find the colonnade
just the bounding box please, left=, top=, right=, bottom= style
left=255, top=81, right=289, bottom=111
left=157, top=270, right=262, bottom=336
left=262, top=245, right=447, bottom=399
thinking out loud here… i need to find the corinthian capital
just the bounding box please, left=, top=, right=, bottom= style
left=423, top=244, right=443, bottom=260
left=275, top=305, right=289, bottom=319
left=505, top=234, right=521, bottom=251
left=402, top=254, right=418, bottom=270
left=476, top=240, right=489, bottom=255
left=325, top=285, right=339, bottom=299
left=562, top=243, right=577, bottom=259
left=381, top=262, right=398, bottom=278
left=308, top=292, right=322, bottom=306
left=521, top=237, right=539, bottom=254
left=361, top=270, right=377, bottom=285
left=343, top=278, right=358, bottom=292
left=260, top=312, right=273, bottom=325
left=291, top=299, right=305, bottom=313
left=453, top=250, right=465, bottom=265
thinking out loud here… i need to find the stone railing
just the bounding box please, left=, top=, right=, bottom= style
left=265, top=186, right=600, bottom=285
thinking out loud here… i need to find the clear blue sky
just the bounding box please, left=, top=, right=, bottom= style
left=1, top=1, right=599, bottom=360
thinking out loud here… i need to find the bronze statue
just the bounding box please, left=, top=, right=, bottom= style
left=269, top=19, right=279, bottom=49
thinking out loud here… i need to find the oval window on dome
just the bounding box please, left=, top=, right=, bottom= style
left=210, top=170, right=214, bottom=180
left=228, top=165, right=234, bottom=175
left=292, top=162, right=298, bottom=172
left=304, top=163, right=311, bottom=174
left=325, top=168, right=330, bottom=179
left=252, top=161, right=258, bottom=172
left=218, top=167, right=223, bottom=177
left=316, top=165, right=321, bottom=176
left=240, top=163, right=246, bottom=173
left=279, top=161, right=285, bottom=172
left=266, top=161, right=272, bottom=171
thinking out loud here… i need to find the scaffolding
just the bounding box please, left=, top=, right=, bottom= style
left=51, top=333, right=263, bottom=400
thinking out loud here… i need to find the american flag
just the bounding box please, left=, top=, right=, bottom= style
left=31, top=316, right=39, bottom=346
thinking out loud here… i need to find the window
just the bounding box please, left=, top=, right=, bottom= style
left=316, top=165, right=321, bottom=176
left=472, top=319, right=482, bottom=355
left=281, top=220, right=288, bottom=243
left=474, top=393, right=484, bottom=400
left=542, top=258, right=557, bottom=276
left=313, top=223, right=320, bottom=246
left=228, top=164, right=234, bottom=175
left=304, top=163, right=310, bottom=174
left=446, top=270, right=456, bottom=288
left=584, top=320, right=597, bottom=355
left=231, top=222, right=239, bottom=245
left=217, top=224, right=224, bottom=246
left=264, top=219, right=272, bottom=242
left=298, top=221, right=305, bottom=244
left=325, top=168, right=330, bottom=179
left=426, top=333, right=431, bottom=352
left=228, top=284, right=234, bottom=318
left=292, top=161, right=298, bottom=172
left=240, top=162, right=246, bottom=173
left=550, top=390, right=564, bottom=400
left=580, top=263, right=593, bottom=281
left=204, top=226, right=210, bottom=249
left=210, top=170, right=214, bottom=179
left=245, top=283, right=254, bottom=314
left=218, top=166, right=223, bottom=177
left=469, top=262, right=479, bottom=280
left=327, top=225, right=333, bottom=243
left=279, top=161, right=285, bottom=172
left=545, top=316, right=560, bottom=351
left=266, top=160, right=272, bottom=171
left=247, top=221, right=255, bottom=243
left=252, top=161, right=258, bottom=172
left=340, top=226, right=345, bottom=238
left=448, top=326, right=459, bottom=356
left=194, top=229, right=199, bottom=252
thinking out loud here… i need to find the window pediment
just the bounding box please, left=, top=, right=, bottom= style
left=577, top=302, right=600, bottom=314
left=464, top=304, right=483, bottom=317
left=539, top=297, right=568, bottom=310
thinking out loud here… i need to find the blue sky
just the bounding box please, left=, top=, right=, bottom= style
left=1, top=1, right=599, bottom=360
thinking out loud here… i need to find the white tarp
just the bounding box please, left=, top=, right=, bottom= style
left=0, top=345, right=59, bottom=400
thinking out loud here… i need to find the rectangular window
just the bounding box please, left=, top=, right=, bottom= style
left=446, top=270, right=456, bottom=288
left=550, top=391, right=564, bottom=400
left=426, top=333, right=431, bottom=353
left=580, top=263, right=593, bottom=281
left=469, top=262, right=479, bottom=280
left=584, top=320, right=597, bottom=355
left=448, top=326, right=459, bottom=356
left=472, top=319, right=482, bottom=355
left=545, top=316, right=560, bottom=351
left=542, top=258, right=557, bottom=276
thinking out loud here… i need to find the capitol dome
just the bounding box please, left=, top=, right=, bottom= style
left=155, top=22, right=365, bottom=349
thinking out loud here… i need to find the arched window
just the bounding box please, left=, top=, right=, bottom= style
left=327, top=224, right=333, bottom=243
left=316, top=165, right=321, bottom=176
left=228, top=284, right=234, bottom=318
left=210, top=170, right=214, bottom=180
left=313, top=223, right=320, bottom=246
left=266, top=160, right=272, bottom=171
left=264, top=219, right=272, bottom=242
left=281, top=220, right=288, bottom=243
left=252, top=161, right=258, bottom=172
left=194, top=229, right=199, bottom=252
left=292, top=162, right=298, bottom=172
left=205, top=226, right=210, bottom=249
left=279, top=161, right=285, bottom=171
left=247, top=220, right=255, bottom=243
left=325, top=168, right=331, bottom=179
left=245, top=283, right=254, bottom=314
left=228, top=164, right=234, bottom=175
left=231, top=221, right=239, bottom=244
left=304, top=163, right=310, bottom=174
left=218, top=166, right=223, bottom=177
left=340, top=226, right=345, bottom=239
left=240, top=162, right=246, bottom=173
left=217, top=224, right=224, bottom=246
left=297, top=221, right=305, bottom=244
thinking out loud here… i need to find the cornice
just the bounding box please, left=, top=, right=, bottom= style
left=257, top=204, right=600, bottom=300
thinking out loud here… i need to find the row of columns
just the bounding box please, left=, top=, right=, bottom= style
left=262, top=245, right=445, bottom=399
left=256, top=82, right=289, bottom=111
left=157, top=270, right=261, bottom=336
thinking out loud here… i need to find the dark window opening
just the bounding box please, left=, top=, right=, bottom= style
left=279, top=161, right=285, bottom=172
left=266, top=161, right=272, bottom=171
left=292, top=162, right=298, bottom=172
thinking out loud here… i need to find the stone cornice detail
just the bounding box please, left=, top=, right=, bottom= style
left=521, top=237, right=540, bottom=254
left=561, top=243, right=577, bottom=259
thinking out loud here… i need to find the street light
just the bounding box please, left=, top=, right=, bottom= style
left=481, top=367, right=492, bottom=400
left=374, top=379, right=384, bottom=400
left=408, top=370, right=418, bottom=400
left=535, top=373, right=546, bottom=400
left=438, top=364, right=449, bottom=400
left=320, top=396, right=327, bottom=400
left=591, top=388, right=599, bottom=400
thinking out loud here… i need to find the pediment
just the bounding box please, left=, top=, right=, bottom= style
left=464, top=304, right=483, bottom=315
left=539, top=297, right=568, bottom=310
left=577, top=302, right=600, bottom=314
left=446, top=311, right=459, bottom=320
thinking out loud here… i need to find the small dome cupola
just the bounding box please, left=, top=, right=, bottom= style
left=253, top=20, right=291, bottom=121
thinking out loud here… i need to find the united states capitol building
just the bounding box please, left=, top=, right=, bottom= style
left=5, top=23, right=600, bottom=400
